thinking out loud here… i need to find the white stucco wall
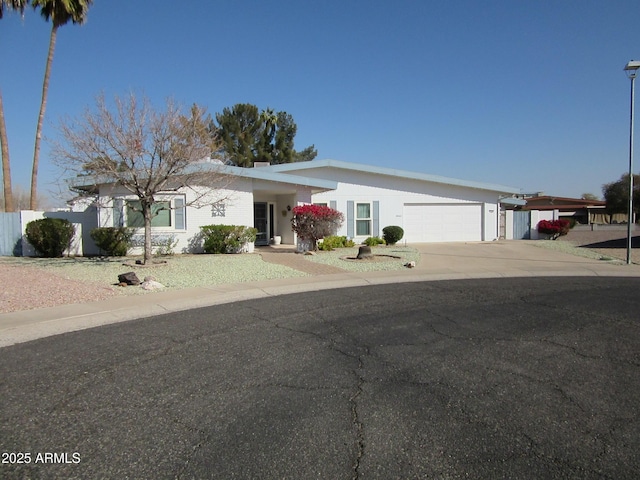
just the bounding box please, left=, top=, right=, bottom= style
left=310, top=170, right=503, bottom=243
left=97, top=180, right=254, bottom=254
left=529, top=209, right=558, bottom=240
left=18, top=209, right=96, bottom=256
left=504, top=209, right=514, bottom=240
left=20, top=210, right=45, bottom=257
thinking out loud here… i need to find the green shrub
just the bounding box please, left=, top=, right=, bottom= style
left=363, top=236, right=385, bottom=246
left=25, top=218, right=76, bottom=257
left=90, top=227, right=134, bottom=256
left=201, top=225, right=258, bottom=254
left=318, top=236, right=339, bottom=251
left=382, top=225, right=404, bottom=245
left=318, top=235, right=355, bottom=251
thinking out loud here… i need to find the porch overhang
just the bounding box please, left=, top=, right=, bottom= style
left=500, top=197, right=527, bottom=207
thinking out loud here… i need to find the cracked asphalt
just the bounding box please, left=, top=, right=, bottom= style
left=1, top=277, right=639, bottom=479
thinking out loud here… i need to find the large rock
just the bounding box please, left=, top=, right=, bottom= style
left=118, top=271, right=141, bottom=286
left=141, top=279, right=165, bottom=291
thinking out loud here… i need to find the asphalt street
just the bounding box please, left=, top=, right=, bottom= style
left=1, top=277, right=639, bottom=479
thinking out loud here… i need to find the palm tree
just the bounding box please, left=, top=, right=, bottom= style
left=29, top=0, right=92, bottom=209
left=258, top=107, right=278, bottom=163
left=0, top=0, right=27, bottom=17
left=0, top=91, right=15, bottom=212
left=0, top=1, right=29, bottom=212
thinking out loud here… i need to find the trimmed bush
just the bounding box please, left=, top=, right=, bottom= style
left=291, top=204, right=344, bottom=251
left=201, top=225, right=258, bottom=254
left=537, top=219, right=571, bottom=239
left=363, top=236, right=385, bottom=246
left=25, top=218, right=76, bottom=257
left=382, top=225, right=404, bottom=245
left=90, top=227, right=134, bottom=256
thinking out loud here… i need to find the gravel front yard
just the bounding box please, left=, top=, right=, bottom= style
left=0, top=254, right=307, bottom=313
left=305, top=246, right=421, bottom=272
left=0, top=246, right=420, bottom=314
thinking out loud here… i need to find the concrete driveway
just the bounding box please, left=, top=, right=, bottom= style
left=410, top=240, right=624, bottom=276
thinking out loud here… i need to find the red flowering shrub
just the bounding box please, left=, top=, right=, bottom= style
left=537, top=219, right=570, bottom=239
left=291, top=204, right=344, bottom=250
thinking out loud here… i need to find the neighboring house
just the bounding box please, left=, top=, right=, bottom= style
left=522, top=195, right=608, bottom=225
left=53, top=159, right=523, bottom=255
left=506, top=195, right=635, bottom=240
left=507, top=195, right=613, bottom=240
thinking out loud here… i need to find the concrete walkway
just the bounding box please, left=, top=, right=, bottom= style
left=2, top=240, right=640, bottom=348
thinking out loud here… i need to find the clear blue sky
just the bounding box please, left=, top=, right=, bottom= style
left=1, top=0, right=639, bottom=204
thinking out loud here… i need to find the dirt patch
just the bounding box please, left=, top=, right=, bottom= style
left=340, top=254, right=402, bottom=262
left=121, top=260, right=169, bottom=268
left=0, top=261, right=117, bottom=314
left=559, top=228, right=640, bottom=264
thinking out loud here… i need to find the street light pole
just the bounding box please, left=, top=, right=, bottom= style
left=624, top=60, right=640, bottom=264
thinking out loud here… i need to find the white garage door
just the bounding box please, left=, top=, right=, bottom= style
left=403, top=203, right=482, bottom=243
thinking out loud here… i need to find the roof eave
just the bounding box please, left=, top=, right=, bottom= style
left=267, top=159, right=522, bottom=194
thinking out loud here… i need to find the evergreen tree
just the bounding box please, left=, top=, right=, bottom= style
left=214, top=103, right=317, bottom=167
left=602, top=173, right=640, bottom=217
left=215, top=103, right=261, bottom=167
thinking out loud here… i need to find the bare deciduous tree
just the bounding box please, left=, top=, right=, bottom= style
left=52, top=93, right=233, bottom=264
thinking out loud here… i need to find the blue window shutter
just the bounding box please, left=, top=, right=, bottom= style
left=113, top=198, right=123, bottom=227
left=347, top=201, right=354, bottom=238
left=373, top=201, right=380, bottom=237
left=330, top=200, right=337, bottom=210
left=174, top=198, right=185, bottom=230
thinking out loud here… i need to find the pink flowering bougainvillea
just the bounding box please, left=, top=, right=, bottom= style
left=291, top=204, right=344, bottom=250
left=537, top=219, right=570, bottom=239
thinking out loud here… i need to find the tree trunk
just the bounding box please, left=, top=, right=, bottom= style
left=0, top=90, right=14, bottom=212
left=31, top=24, right=58, bottom=210
left=142, top=200, right=152, bottom=265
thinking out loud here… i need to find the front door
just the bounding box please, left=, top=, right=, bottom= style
left=254, top=202, right=269, bottom=246
left=269, top=203, right=275, bottom=240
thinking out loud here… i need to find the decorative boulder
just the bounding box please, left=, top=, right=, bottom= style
left=118, top=271, right=141, bottom=286
left=141, top=279, right=165, bottom=291
left=356, top=245, right=374, bottom=260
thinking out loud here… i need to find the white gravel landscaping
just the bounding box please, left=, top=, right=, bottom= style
left=532, top=240, right=623, bottom=262
left=1, top=254, right=308, bottom=298
left=303, top=246, right=421, bottom=272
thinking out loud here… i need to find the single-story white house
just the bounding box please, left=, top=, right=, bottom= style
left=62, top=159, right=523, bottom=255
left=267, top=159, right=523, bottom=244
